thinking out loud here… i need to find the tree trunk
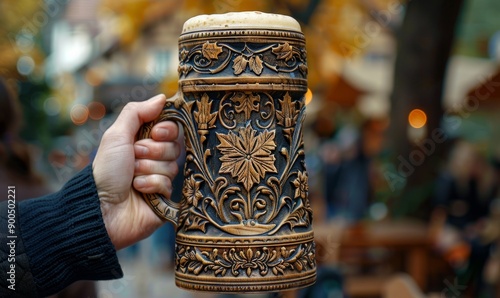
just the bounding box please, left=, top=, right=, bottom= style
left=386, top=0, right=464, bottom=217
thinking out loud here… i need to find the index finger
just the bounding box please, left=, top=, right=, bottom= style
left=109, top=94, right=166, bottom=143
left=151, top=121, right=179, bottom=142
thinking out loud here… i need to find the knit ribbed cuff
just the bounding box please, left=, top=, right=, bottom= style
left=18, top=165, right=123, bottom=297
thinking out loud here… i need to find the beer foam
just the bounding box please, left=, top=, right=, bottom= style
left=182, top=11, right=301, bottom=33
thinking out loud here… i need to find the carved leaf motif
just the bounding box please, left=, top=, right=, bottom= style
left=285, top=207, right=310, bottom=229
left=231, top=92, right=260, bottom=119
left=185, top=215, right=208, bottom=233
left=178, top=64, right=193, bottom=76
left=194, top=93, right=217, bottom=129
left=179, top=48, right=189, bottom=62
left=272, top=42, right=294, bottom=61
left=194, top=93, right=217, bottom=144
left=233, top=55, right=248, bottom=75
left=217, top=124, right=277, bottom=191
left=249, top=56, right=263, bottom=75
left=276, top=92, right=298, bottom=127
left=202, top=42, right=223, bottom=60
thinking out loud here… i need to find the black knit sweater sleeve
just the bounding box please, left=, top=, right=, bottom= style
left=0, top=165, right=123, bottom=297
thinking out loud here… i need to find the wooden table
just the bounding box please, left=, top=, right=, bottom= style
left=313, top=219, right=432, bottom=294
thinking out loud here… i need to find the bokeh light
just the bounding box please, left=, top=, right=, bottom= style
left=88, top=101, right=106, bottom=120
left=70, top=104, right=89, bottom=125
left=369, top=202, right=388, bottom=221
left=305, top=88, right=313, bottom=105
left=43, top=97, right=61, bottom=116
left=85, top=68, right=104, bottom=87
left=17, top=55, right=35, bottom=76
left=408, top=108, right=427, bottom=128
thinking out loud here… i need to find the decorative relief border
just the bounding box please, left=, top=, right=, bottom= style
left=179, top=29, right=305, bottom=43
left=175, top=231, right=315, bottom=246
left=175, top=241, right=316, bottom=279
left=178, top=38, right=307, bottom=78
left=180, top=81, right=308, bottom=92
left=175, top=273, right=316, bottom=293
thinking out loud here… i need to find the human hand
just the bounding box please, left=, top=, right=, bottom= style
left=92, top=94, right=180, bottom=250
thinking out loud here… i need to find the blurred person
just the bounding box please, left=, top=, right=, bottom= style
left=432, top=140, right=496, bottom=297
left=322, top=121, right=377, bottom=222
left=321, top=140, right=342, bottom=219
left=0, top=78, right=50, bottom=200
left=0, top=93, right=180, bottom=298
left=482, top=197, right=500, bottom=297
left=433, top=140, right=494, bottom=230
left=480, top=159, right=500, bottom=297
left=0, top=77, right=98, bottom=298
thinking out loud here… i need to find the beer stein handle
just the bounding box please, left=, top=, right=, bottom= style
left=137, top=92, right=186, bottom=226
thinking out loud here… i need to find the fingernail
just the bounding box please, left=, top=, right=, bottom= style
left=154, top=127, right=169, bottom=139
left=135, top=145, right=149, bottom=156
left=135, top=177, right=146, bottom=188
left=134, top=161, right=140, bottom=171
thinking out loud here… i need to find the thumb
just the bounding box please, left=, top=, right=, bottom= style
left=110, top=94, right=166, bottom=143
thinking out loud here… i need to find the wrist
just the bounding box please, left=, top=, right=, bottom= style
left=18, top=165, right=123, bottom=296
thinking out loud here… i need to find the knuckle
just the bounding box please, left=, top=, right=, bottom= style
left=161, top=179, right=173, bottom=195
left=160, top=143, right=176, bottom=160
left=101, top=128, right=115, bottom=143
left=163, top=142, right=180, bottom=160
left=123, top=101, right=139, bottom=111
left=166, top=161, right=179, bottom=177
left=102, top=125, right=130, bottom=142
left=140, top=160, right=152, bottom=173
left=174, top=142, right=181, bottom=157
left=171, top=162, right=179, bottom=176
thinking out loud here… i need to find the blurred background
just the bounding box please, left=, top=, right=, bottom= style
left=1, top=0, right=500, bottom=297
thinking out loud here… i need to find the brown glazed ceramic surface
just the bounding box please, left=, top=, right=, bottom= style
left=139, top=11, right=316, bottom=293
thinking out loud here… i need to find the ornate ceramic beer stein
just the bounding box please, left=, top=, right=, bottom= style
left=139, top=11, right=316, bottom=292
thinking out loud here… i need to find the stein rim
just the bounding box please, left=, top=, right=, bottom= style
left=182, top=11, right=302, bottom=34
